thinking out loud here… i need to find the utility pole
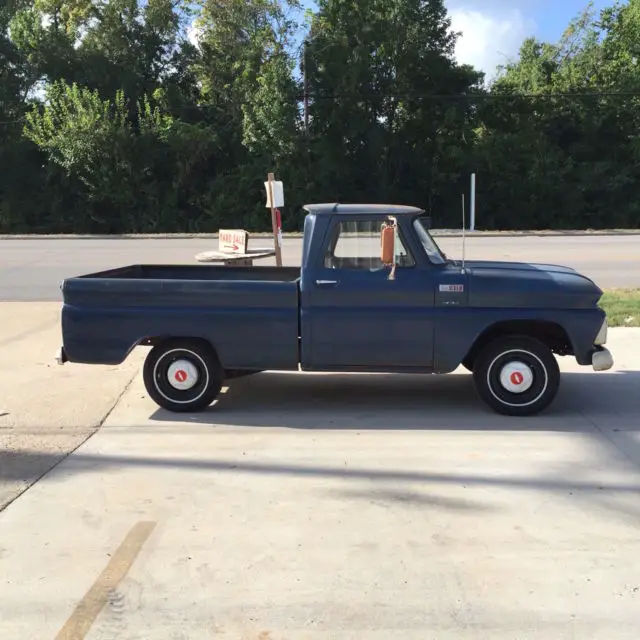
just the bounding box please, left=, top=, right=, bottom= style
left=303, top=39, right=309, bottom=135
left=470, top=173, right=476, bottom=232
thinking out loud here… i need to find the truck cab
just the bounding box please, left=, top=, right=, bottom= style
left=299, top=204, right=445, bottom=371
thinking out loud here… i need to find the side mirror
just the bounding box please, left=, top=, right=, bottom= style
left=380, top=222, right=395, bottom=265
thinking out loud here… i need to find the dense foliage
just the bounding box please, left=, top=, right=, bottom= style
left=1, top=0, right=640, bottom=232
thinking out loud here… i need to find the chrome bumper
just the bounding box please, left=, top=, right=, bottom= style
left=55, top=346, right=68, bottom=366
left=592, top=347, right=613, bottom=372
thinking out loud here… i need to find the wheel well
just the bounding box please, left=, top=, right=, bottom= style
left=463, top=320, right=573, bottom=368
left=138, top=335, right=216, bottom=354
left=137, top=339, right=262, bottom=379
left=138, top=336, right=164, bottom=347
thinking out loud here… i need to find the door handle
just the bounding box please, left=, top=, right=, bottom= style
left=315, top=279, right=338, bottom=287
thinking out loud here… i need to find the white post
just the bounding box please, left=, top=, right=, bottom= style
left=470, top=173, right=476, bottom=232
left=267, top=172, right=283, bottom=267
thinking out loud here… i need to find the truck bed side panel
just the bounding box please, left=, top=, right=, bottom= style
left=62, top=279, right=300, bottom=370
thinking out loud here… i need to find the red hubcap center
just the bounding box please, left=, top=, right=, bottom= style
left=510, top=371, right=524, bottom=385
left=175, top=370, right=188, bottom=383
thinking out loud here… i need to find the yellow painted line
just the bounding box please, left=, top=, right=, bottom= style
left=55, top=521, right=156, bottom=640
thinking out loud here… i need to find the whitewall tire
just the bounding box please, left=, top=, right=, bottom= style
left=143, top=339, right=224, bottom=413
left=472, top=336, right=560, bottom=416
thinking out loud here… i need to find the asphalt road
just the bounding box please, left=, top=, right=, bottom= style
left=1, top=234, right=639, bottom=301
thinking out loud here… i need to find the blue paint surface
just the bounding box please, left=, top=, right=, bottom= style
left=60, top=206, right=606, bottom=374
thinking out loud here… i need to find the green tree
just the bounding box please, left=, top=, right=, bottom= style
left=23, top=81, right=176, bottom=231
left=304, top=0, right=483, bottom=224
left=190, top=0, right=303, bottom=229
left=477, top=1, right=640, bottom=229
left=0, top=1, right=58, bottom=233
left=6, top=0, right=640, bottom=234
left=9, top=0, right=217, bottom=233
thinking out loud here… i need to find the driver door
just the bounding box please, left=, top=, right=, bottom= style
left=302, top=216, right=435, bottom=370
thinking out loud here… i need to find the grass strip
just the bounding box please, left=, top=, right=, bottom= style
left=600, top=289, right=640, bottom=327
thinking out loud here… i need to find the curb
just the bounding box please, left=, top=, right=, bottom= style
left=2, top=230, right=640, bottom=240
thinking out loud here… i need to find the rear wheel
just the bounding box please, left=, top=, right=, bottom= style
left=143, top=339, right=224, bottom=412
left=472, top=335, right=560, bottom=416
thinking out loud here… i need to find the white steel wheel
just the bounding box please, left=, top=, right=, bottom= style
left=472, top=335, right=560, bottom=416
left=166, top=359, right=200, bottom=391
left=143, top=339, right=223, bottom=413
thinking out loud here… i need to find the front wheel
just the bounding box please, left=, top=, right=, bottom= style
left=473, top=336, right=560, bottom=416
left=143, top=339, right=224, bottom=412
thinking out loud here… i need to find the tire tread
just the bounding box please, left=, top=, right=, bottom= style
left=472, top=334, right=560, bottom=416
left=143, top=338, right=223, bottom=413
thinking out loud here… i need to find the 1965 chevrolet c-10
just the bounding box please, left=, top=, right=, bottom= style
left=57, top=203, right=613, bottom=416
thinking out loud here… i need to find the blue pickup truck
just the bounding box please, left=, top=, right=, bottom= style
left=57, top=203, right=613, bottom=416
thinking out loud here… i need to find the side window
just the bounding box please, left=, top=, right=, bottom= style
left=324, top=219, right=415, bottom=270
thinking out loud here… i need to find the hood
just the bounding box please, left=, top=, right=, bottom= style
left=464, top=260, right=579, bottom=276
left=463, top=260, right=602, bottom=309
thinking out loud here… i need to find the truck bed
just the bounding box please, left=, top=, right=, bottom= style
left=74, top=264, right=301, bottom=282
left=61, top=264, right=301, bottom=369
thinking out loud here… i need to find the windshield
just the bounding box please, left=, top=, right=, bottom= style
left=413, top=217, right=447, bottom=265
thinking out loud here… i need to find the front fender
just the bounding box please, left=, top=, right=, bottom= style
left=433, top=307, right=605, bottom=372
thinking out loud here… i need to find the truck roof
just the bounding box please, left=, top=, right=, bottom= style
left=303, top=203, right=425, bottom=216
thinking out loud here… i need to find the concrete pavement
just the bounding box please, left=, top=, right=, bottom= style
left=1, top=234, right=639, bottom=300
left=0, top=302, right=143, bottom=509
left=1, top=328, right=639, bottom=638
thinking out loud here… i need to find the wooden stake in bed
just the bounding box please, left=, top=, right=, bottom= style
left=266, top=172, right=283, bottom=267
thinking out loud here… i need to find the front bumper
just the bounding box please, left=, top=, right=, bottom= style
left=592, top=346, right=613, bottom=372
left=55, top=346, right=68, bottom=366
